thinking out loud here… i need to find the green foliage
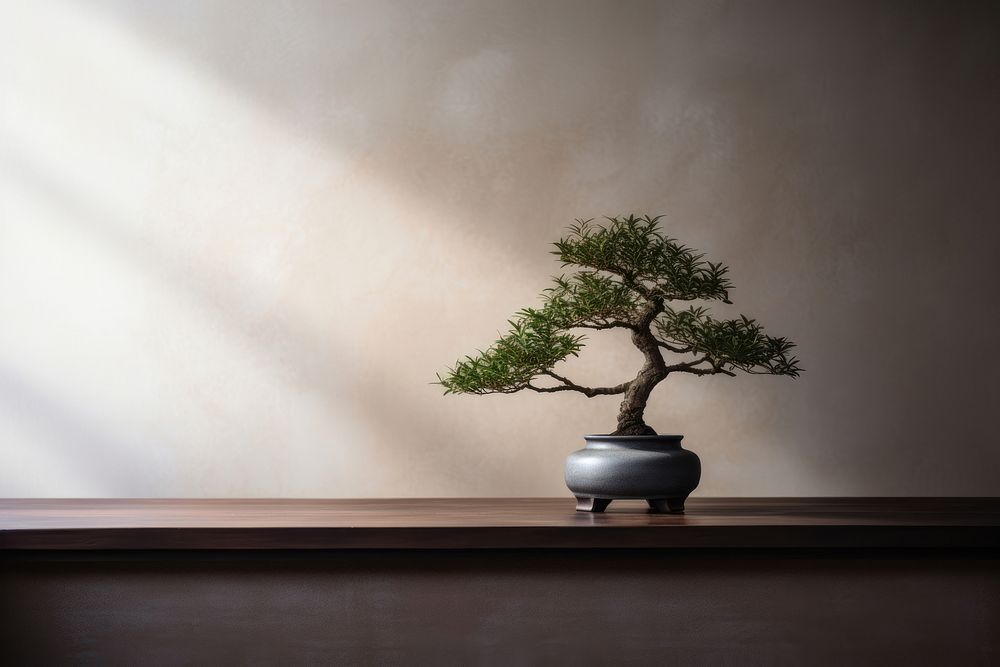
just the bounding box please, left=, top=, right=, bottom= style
left=436, top=314, right=583, bottom=395
left=543, top=272, right=638, bottom=328
left=553, top=215, right=733, bottom=302
left=654, top=307, right=801, bottom=376
left=437, top=214, right=801, bottom=397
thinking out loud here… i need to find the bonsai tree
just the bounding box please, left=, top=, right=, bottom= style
left=437, top=215, right=801, bottom=436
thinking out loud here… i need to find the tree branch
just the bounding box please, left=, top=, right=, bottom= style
left=655, top=340, right=693, bottom=354
left=525, top=383, right=572, bottom=393
left=572, top=320, right=636, bottom=331
left=525, top=370, right=631, bottom=397
left=635, top=299, right=664, bottom=329
left=619, top=272, right=657, bottom=301
left=664, top=356, right=711, bottom=372
left=664, top=356, right=737, bottom=377
left=673, top=366, right=736, bottom=377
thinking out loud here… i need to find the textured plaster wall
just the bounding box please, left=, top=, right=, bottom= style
left=1, top=0, right=998, bottom=497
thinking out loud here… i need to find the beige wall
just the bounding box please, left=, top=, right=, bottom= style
left=1, top=0, right=998, bottom=497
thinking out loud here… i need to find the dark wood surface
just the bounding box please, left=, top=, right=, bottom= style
left=2, top=497, right=999, bottom=550
left=4, top=499, right=999, bottom=663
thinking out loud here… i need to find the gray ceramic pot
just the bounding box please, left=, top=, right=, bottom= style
left=564, top=435, right=701, bottom=513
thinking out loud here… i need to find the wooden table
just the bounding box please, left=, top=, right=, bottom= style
left=2, top=498, right=998, bottom=665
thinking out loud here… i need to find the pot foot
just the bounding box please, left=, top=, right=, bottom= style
left=575, top=497, right=612, bottom=513
left=647, top=498, right=686, bottom=514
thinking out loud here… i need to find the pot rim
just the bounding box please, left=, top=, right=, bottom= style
left=584, top=434, right=684, bottom=440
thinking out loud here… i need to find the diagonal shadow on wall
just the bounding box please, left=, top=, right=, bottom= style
left=0, top=144, right=464, bottom=494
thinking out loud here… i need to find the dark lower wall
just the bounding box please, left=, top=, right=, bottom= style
left=3, top=551, right=998, bottom=666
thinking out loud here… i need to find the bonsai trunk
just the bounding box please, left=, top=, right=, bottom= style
left=613, top=326, right=667, bottom=436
